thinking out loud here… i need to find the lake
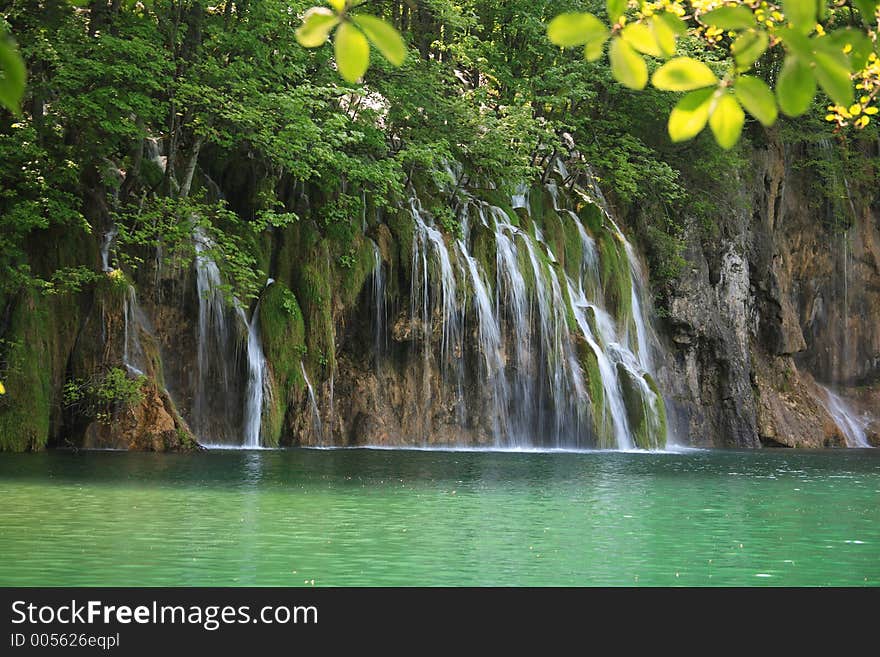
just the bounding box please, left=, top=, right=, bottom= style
left=0, top=448, right=877, bottom=586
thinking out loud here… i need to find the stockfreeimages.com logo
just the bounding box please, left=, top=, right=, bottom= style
left=11, top=600, right=318, bottom=632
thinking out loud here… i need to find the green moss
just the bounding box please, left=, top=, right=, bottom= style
left=334, top=235, right=375, bottom=308
left=597, top=228, right=633, bottom=327
left=577, top=202, right=604, bottom=235
left=644, top=373, right=668, bottom=450
left=259, top=282, right=307, bottom=446
left=387, top=207, right=415, bottom=281
left=576, top=339, right=613, bottom=448
left=0, top=293, right=54, bottom=450
left=528, top=183, right=549, bottom=225
left=617, top=364, right=666, bottom=450
left=471, top=224, right=497, bottom=292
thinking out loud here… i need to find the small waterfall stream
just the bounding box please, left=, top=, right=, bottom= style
left=241, top=296, right=269, bottom=449
left=122, top=285, right=151, bottom=377
left=192, top=227, right=270, bottom=447
left=301, top=361, right=323, bottom=443
left=818, top=386, right=871, bottom=448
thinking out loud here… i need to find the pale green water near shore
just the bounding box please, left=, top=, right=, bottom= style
left=0, top=448, right=877, bottom=586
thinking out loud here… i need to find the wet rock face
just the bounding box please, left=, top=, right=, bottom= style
left=658, top=140, right=880, bottom=448
left=83, top=383, right=192, bottom=451
left=662, top=237, right=760, bottom=448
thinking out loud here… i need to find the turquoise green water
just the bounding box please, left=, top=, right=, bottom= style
left=0, top=448, right=877, bottom=586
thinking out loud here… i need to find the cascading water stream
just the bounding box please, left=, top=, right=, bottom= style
left=241, top=284, right=272, bottom=449
left=384, top=171, right=668, bottom=449
left=101, top=227, right=118, bottom=272
left=122, top=285, right=151, bottom=377
left=818, top=386, right=871, bottom=448
left=301, top=362, right=323, bottom=443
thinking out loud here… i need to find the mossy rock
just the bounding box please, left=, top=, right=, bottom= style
left=597, top=228, right=633, bottom=327
left=334, top=235, right=376, bottom=309
left=576, top=337, right=613, bottom=449
left=0, top=294, right=53, bottom=450
left=387, top=207, right=415, bottom=282
left=616, top=363, right=666, bottom=450
left=471, top=224, right=497, bottom=293
left=577, top=202, right=604, bottom=235
left=259, top=282, right=307, bottom=446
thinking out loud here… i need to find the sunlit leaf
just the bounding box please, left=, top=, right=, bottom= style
left=327, top=0, right=347, bottom=12
left=668, top=87, right=715, bottom=142
left=776, top=55, right=816, bottom=116
left=609, top=37, right=648, bottom=90
left=657, top=12, right=687, bottom=36
left=651, top=57, right=717, bottom=91
left=353, top=14, right=406, bottom=66
left=585, top=37, right=607, bottom=62
left=700, top=6, right=756, bottom=30
left=295, top=7, right=339, bottom=48
left=547, top=12, right=608, bottom=48
left=607, top=0, right=628, bottom=24
left=334, top=21, right=370, bottom=83
left=622, top=23, right=663, bottom=58
left=734, top=75, right=778, bottom=126
left=709, top=93, right=745, bottom=150
left=731, top=30, right=769, bottom=71
left=651, top=15, right=677, bottom=58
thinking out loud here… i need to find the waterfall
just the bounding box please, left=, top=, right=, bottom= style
left=388, top=172, right=668, bottom=449
left=192, top=226, right=247, bottom=445
left=242, top=296, right=270, bottom=449
left=122, top=285, right=150, bottom=377
left=101, top=226, right=118, bottom=272
left=301, top=362, right=323, bottom=443
left=370, top=239, right=386, bottom=365
left=818, top=386, right=871, bottom=448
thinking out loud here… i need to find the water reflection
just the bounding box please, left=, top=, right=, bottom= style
left=0, top=449, right=877, bottom=586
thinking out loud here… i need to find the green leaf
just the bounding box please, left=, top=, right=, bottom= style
left=813, top=50, right=854, bottom=107
left=782, top=0, right=817, bottom=35
left=776, top=55, right=816, bottom=116
left=657, top=12, right=688, bottom=36
left=547, top=13, right=608, bottom=48
left=825, top=28, right=874, bottom=70
left=709, top=93, right=745, bottom=150
left=650, top=16, right=677, bottom=58
left=852, top=0, right=879, bottom=26
left=607, top=0, right=628, bottom=23
left=327, top=0, right=347, bottom=12
left=0, top=38, right=26, bottom=115
left=609, top=37, right=647, bottom=90
left=334, top=21, right=370, bottom=83
left=621, top=23, right=663, bottom=58
left=296, top=7, right=340, bottom=48
left=777, top=27, right=813, bottom=60
left=734, top=75, right=778, bottom=126
left=700, top=6, right=756, bottom=30
left=731, top=29, right=769, bottom=70
left=652, top=57, right=718, bottom=91
left=668, top=87, right=715, bottom=142
left=353, top=14, right=406, bottom=66
left=584, top=37, right=606, bottom=62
